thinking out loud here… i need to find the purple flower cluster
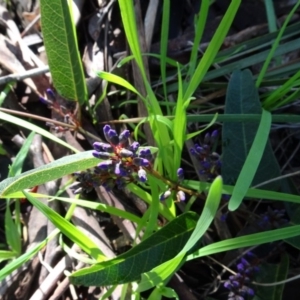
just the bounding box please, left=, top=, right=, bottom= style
left=190, top=130, right=221, bottom=180
left=258, top=206, right=288, bottom=230
left=91, top=125, right=153, bottom=190
left=224, top=253, right=259, bottom=300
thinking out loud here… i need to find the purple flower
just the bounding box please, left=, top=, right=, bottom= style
left=119, top=130, right=130, bottom=145
left=129, top=142, right=140, bottom=153
left=133, top=157, right=150, bottom=167
left=119, top=149, right=134, bottom=158
left=97, top=161, right=114, bottom=170
left=92, top=151, right=111, bottom=160
left=46, top=88, right=56, bottom=99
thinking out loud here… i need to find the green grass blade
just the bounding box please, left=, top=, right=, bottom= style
left=0, top=229, right=59, bottom=281
left=97, top=71, right=142, bottom=97
left=0, top=250, right=17, bottom=262
left=172, top=64, right=185, bottom=176
left=264, top=0, right=277, bottom=33
left=222, top=70, right=281, bottom=194
left=228, top=109, right=272, bottom=211
left=9, top=132, right=35, bottom=177
left=187, top=225, right=300, bottom=259
left=54, top=196, right=141, bottom=224
left=5, top=201, right=21, bottom=255
left=40, top=0, right=87, bottom=104
left=160, top=0, right=170, bottom=104
left=23, top=191, right=106, bottom=262
left=256, top=0, right=300, bottom=88
left=136, top=176, right=223, bottom=292
left=184, top=0, right=209, bottom=83
left=0, top=111, right=79, bottom=153
left=183, top=0, right=241, bottom=101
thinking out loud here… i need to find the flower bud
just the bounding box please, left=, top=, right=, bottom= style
left=97, top=160, right=114, bottom=171
left=138, top=168, right=147, bottom=182
left=119, top=148, right=134, bottom=158
left=177, top=168, right=184, bottom=181
left=159, top=190, right=171, bottom=201
left=133, top=157, right=150, bottom=167
left=177, top=190, right=186, bottom=201
left=92, top=151, right=111, bottom=160
left=129, top=142, right=140, bottom=153
left=107, top=129, right=119, bottom=146
left=119, top=130, right=130, bottom=146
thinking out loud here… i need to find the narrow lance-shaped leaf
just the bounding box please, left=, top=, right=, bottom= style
left=40, top=0, right=87, bottom=104
left=0, top=151, right=99, bottom=196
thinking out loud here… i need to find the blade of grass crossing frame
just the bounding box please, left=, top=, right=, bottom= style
left=160, top=0, right=170, bottom=108
left=23, top=191, right=106, bottom=262
left=187, top=224, right=300, bottom=260
left=228, top=109, right=272, bottom=211
left=118, top=0, right=144, bottom=74
left=264, top=0, right=277, bottom=33
left=256, top=0, right=300, bottom=88
left=118, top=0, right=173, bottom=177
left=173, top=64, right=185, bottom=177
left=183, top=0, right=241, bottom=101
left=184, top=0, right=209, bottom=86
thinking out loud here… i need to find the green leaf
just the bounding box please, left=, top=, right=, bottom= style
left=0, top=151, right=99, bottom=196
left=69, top=212, right=199, bottom=286
left=187, top=225, right=300, bottom=260
left=5, top=202, right=21, bottom=255
left=97, top=71, right=142, bottom=97
left=137, top=176, right=223, bottom=292
left=0, top=229, right=59, bottom=281
left=221, top=70, right=281, bottom=210
left=0, top=111, right=79, bottom=153
left=183, top=0, right=241, bottom=100
left=254, top=253, right=289, bottom=300
left=23, top=191, right=105, bottom=262
left=9, top=132, right=35, bottom=177
left=0, top=250, right=17, bottom=262
left=40, top=0, right=87, bottom=104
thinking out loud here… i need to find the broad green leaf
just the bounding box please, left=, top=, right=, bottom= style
left=222, top=70, right=281, bottom=208
left=0, top=111, right=79, bottom=153
left=23, top=191, right=105, bottom=262
left=69, top=212, right=199, bottom=286
left=254, top=253, right=289, bottom=300
left=40, top=0, right=87, bottom=104
left=0, top=151, right=99, bottom=196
